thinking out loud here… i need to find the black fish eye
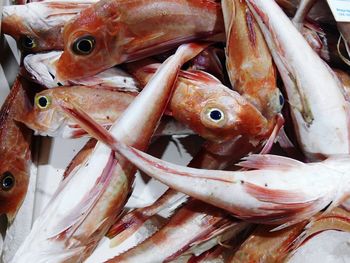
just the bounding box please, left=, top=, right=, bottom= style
left=208, top=108, right=224, bottom=122
left=19, top=35, right=36, bottom=50
left=279, top=93, right=284, bottom=106
left=72, top=35, right=95, bottom=55
left=35, top=95, right=51, bottom=109
left=1, top=172, right=15, bottom=191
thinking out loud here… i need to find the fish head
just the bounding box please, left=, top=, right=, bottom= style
left=17, top=90, right=68, bottom=137
left=0, top=151, right=29, bottom=223
left=2, top=4, right=65, bottom=52
left=171, top=71, right=269, bottom=142
left=56, top=1, right=120, bottom=81
left=197, top=89, right=269, bottom=142
left=265, top=88, right=285, bottom=119
left=2, top=2, right=94, bottom=53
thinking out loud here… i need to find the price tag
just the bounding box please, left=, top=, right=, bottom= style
left=327, top=0, right=350, bottom=22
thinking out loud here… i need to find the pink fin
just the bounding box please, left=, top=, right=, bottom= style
left=179, top=70, right=222, bottom=85
left=237, top=154, right=304, bottom=170
left=244, top=182, right=306, bottom=204
left=260, top=113, right=284, bottom=154
left=49, top=152, right=117, bottom=239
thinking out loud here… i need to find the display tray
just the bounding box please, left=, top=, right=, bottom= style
left=0, top=1, right=349, bottom=262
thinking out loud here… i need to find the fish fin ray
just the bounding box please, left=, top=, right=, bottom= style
left=238, top=154, right=304, bottom=170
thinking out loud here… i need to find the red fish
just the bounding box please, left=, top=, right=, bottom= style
left=0, top=76, right=33, bottom=223
left=55, top=0, right=225, bottom=81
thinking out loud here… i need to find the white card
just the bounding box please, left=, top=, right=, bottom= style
left=327, top=0, right=350, bottom=22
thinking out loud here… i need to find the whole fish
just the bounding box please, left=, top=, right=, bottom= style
left=245, top=0, right=350, bottom=160
left=55, top=0, right=225, bottom=81
left=20, top=68, right=267, bottom=143
left=23, top=51, right=140, bottom=90
left=2, top=0, right=97, bottom=52
left=220, top=0, right=284, bottom=157
left=12, top=43, right=206, bottom=263
left=222, top=0, right=282, bottom=122
left=0, top=76, right=33, bottom=223
left=60, top=110, right=350, bottom=228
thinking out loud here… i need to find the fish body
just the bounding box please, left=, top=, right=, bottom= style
left=56, top=0, right=225, bottom=80
left=246, top=0, right=350, bottom=160
left=2, top=0, right=97, bottom=52
left=12, top=43, right=205, bottom=263
left=60, top=109, right=350, bottom=228
left=222, top=0, right=282, bottom=122
left=0, top=76, right=33, bottom=223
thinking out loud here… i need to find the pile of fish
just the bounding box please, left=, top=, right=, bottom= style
left=1, top=0, right=350, bottom=262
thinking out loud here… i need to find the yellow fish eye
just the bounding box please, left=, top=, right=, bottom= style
left=1, top=171, right=15, bottom=191
left=35, top=95, right=51, bottom=110
left=72, top=35, right=96, bottom=55
left=207, top=108, right=224, bottom=123
left=19, top=35, right=36, bottom=50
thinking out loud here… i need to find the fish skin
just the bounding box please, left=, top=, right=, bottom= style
left=0, top=76, right=34, bottom=223
left=2, top=0, right=97, bottom=52
left=56, top=0, right=225, bottom=81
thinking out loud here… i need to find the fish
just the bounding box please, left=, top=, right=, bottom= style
left=0, top=76, right=33, bottom=223
left=20, top=65, right=268, bottom=143
left=12, top=43, right=206, bottom=263
left=19, top=85, right=138, bottom=138
left=222, top=0, right=282, bottom=122
left=59, top=107, right=350, bottom=229
left=221, top=0, right=284, bottom=157
left=2, top=0, right=97, bottom=52
left=55, top=0, right=225, bottom=81
left=245, top=0, right=350, bottom=160
left=106, top=136, right=254, bottom=250
left=227, top=222, right=308, bottom=262
left=105, top=200, right=247, bottom=263
left=127, top=61, right=271, bottom=143
left=22, top=51, right=140, bottom=90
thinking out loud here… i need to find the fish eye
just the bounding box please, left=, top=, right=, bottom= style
left=1, top=172, right=15, bottom=191
left=35, top=95, right=51, bottom=109
left=208, top=108, right=224, bottom=122
left=72, top=35, right=95, bottom=55
left=279, top=93, right=284, bottom=106
left=19, top=35, right=36, bottom=50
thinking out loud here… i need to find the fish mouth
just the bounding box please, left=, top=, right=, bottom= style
left=23, top=52, right=62, bottom=88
